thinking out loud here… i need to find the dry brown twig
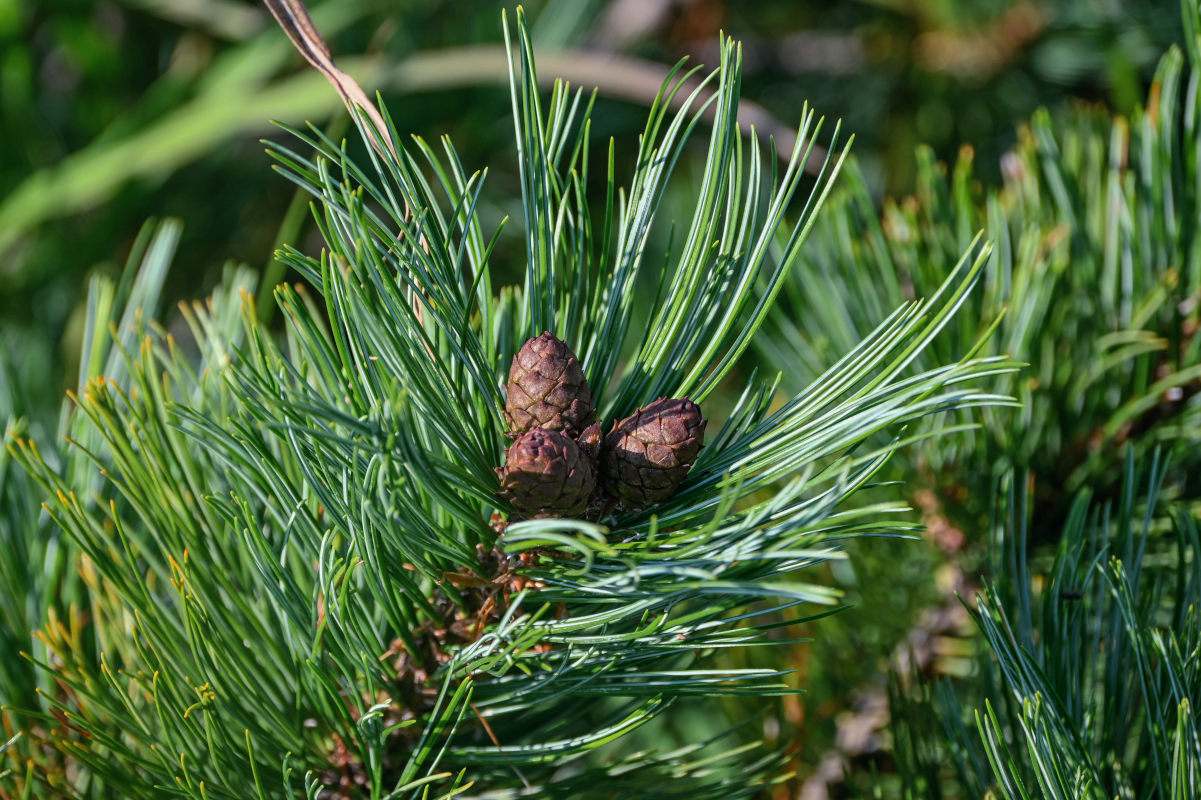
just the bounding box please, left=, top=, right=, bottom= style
left=261, top=0, right=397, bottom=159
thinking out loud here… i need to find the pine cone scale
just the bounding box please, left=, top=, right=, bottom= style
left=646, top=443, right=675, bottom=466
left=504, top=332, right=595, bottom=435
left=601, top=398, right=707, bottom=509
left=498, top=428, right=596, bottom=518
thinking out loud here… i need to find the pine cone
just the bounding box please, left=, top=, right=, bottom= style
left=601, top=398, right=706, bottom=508
left=497, top=428, right=596, bottom=518
left=505, top=332, right=595, bottom=435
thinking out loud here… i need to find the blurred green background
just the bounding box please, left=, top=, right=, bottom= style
left=0, top=0, right=1188, bottom=796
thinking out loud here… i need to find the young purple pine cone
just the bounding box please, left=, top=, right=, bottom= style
left=504, top=332, right=596, bottom=436
left=497, top=428, right=597, bottom=519
left=601, top=397, right=706, bottom=509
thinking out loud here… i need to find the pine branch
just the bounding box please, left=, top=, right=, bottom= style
left=2, top=8, right=1015, bottom=798
left=760, top=17, right=1201, bottom=525
left=891, top=452, right=1201, bottom=799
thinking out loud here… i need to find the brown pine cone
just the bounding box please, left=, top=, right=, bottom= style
left=497, top=428, right=597, bottom=519
left=504, top=332, right=595, bottom=436
left=601, top=397, right=706, bottom=509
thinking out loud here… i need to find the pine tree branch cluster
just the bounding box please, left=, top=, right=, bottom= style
left=756, top=1, right=1201, bottom=795
left=0, top=6, right=1015, bottom=796
left=762, top=8, right=1201, bottom=523
left=0, top=2, right=1197, bottom=798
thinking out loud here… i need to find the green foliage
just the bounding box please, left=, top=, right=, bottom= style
left=875, top=4, right=1201, bottom=797
left=1, top=8, right=1013, bottom=798
left=0, top=0, right=614, bottom=412
left=5, top=0, right=1180, bottom=402
left=891, top=454, right=1200, bottom=799
left=762, top=18, right=1201, bottom=525
left=753, top=2, right=1201, bottom=794
left=7, top=2, right=1197, bottom=796
left=0, top=219, right=179, bottom=776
